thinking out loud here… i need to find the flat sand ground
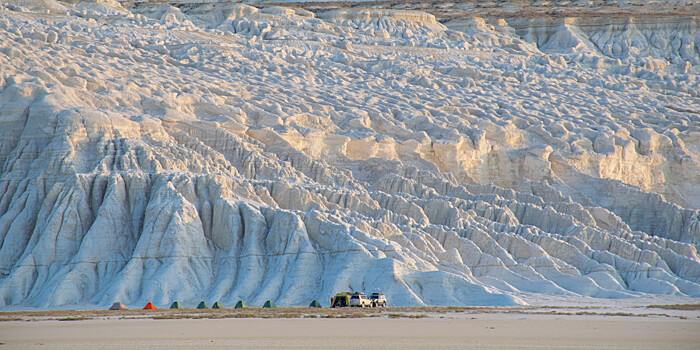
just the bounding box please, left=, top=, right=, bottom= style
left=1, top=313, right=699, bottom=349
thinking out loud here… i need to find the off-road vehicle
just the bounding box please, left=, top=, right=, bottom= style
left=370, top=292, right=387, bottom=307
left=349, top=292, right=372, bottom=307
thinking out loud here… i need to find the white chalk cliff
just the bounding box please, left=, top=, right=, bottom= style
left=0, top=0, right=699, bottom=308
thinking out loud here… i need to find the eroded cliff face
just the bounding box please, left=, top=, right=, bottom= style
left=0, top=1, right=699, bottom=308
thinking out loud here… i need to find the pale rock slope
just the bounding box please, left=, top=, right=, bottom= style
left=0, top=1, right=699, bottom=308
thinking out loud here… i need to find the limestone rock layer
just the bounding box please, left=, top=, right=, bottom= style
left=0, top=1, right=699, bottom=308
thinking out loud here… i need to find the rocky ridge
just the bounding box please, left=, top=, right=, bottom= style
left=0, top=0, right=698, bottom=308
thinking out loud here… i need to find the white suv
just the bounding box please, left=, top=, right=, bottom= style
left=349, top=293, right=372, bottom=307
left=370, top=292, right=387, bottom=307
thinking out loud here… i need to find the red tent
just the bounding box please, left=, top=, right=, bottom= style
left=143, top=302, right=157, bottom=309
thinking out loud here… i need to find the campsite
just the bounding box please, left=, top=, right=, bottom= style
left=1, top=304, right=698, bottom=349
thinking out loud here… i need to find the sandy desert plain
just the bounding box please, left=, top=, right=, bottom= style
left=0, top=301, right=699, bottom=349
left=1, top=0, right=700, bottom=347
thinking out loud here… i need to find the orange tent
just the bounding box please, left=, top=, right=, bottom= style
left=143, top=302, right=157, bottom=309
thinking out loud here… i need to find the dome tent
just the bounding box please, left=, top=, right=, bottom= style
left=109, top=302, right=128, bottom=310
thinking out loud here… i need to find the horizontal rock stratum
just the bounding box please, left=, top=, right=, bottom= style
left=0, top=0, right=699, bottom=308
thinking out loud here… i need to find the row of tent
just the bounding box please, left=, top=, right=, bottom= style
left=109, top=300, right=324, bottom=310
left=168, top=301, right=227, bottom=309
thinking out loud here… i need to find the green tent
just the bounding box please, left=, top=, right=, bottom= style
left=197, top=301, right=209, bottom=309
left=234, top=300, right=247, bottom=309
left=262, top=300, right=276, bottom=308
left=331, top=292, right=352, bottom=308
left=170, top=301, right=183, bottom=309
left=309, top=300, right=322, bottom=308
left=212, top=301, right=224, bottom=309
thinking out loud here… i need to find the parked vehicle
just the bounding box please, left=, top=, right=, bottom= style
left=349, top=292, right=372, bottom=307
left=370, top=292, right=387, bottom=307
left=332, top=291, right=388, bottom=308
